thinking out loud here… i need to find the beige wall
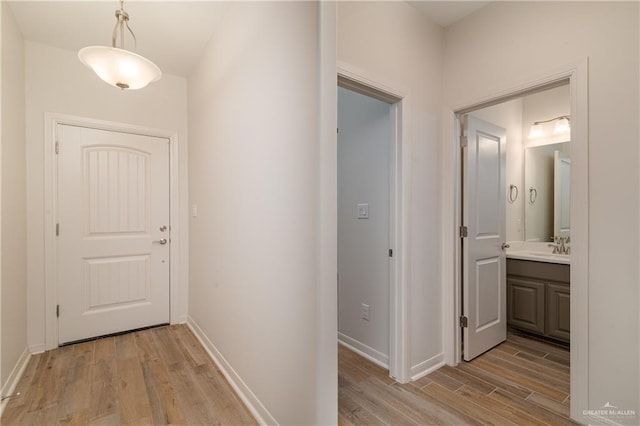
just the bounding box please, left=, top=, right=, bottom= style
left=25, top=41, right=189, bottom=352
left=337, top=1, right=445, bottom=377
left=1, top=2, right=27, bottom=389
left=444, top=1, right=639, bottom=419
left=187, top=2, right=329, bottom=424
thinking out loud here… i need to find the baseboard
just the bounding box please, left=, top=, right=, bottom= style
left=28, top=343, right=45, bottom=355
left=0, top=347, right=31, bottom=416
left=186, top=317, right=276, bottom=425
left=338, top=332, right=389, bottom=369
left=409, top=352, right=445, bottom=382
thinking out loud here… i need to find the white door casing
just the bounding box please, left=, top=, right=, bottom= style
left=462, top=115, right=507, bottom=361
left=56, top=124, right=170, bottom=344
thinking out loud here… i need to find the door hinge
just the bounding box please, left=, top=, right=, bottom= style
left=56, top=304, right=60, bottom=318
left=56, top=223, right=59, bottom=236
left=389, top=249, right=393, bottom=258
left=460, top=315, right=468, bottom=328
left=55, top=140, right=59, bottom=154
left=459, top=225, right=468, bottom=238
left=460, top=135, right=468, bottom=148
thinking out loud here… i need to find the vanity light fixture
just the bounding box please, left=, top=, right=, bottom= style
left=528, top=115, right=570, bottom=139
left=553, top=116, right=571, bottom=134
left=78, top=0, right=161, bottom=90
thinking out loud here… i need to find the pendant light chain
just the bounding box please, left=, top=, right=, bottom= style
left=112, top=0, right=137, bottom=51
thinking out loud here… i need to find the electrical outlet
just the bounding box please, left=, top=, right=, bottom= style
left=361, top=303, right=370, bottom=321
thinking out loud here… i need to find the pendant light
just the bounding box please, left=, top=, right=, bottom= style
left=78, top=0, right=161, bottom=90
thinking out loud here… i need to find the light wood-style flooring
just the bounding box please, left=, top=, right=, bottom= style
left=2, top=324, right=256, bottom=425
left=339, top=333, right=576, bottom=425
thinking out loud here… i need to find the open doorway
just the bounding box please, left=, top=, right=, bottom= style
left=459, top=83, right=571, bottom=358
left=456, top=83, right=573, bottom=418
left=335, top=71, right=406, bottom=383
left=337, top=87, right=392, bottom=367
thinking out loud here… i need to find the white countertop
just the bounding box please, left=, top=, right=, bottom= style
left=506, top=241, right=570, bottom=265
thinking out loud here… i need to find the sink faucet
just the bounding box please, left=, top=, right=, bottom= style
left=549, top=236, right=570, bottom=255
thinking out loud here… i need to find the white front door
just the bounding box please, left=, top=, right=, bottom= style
left=462, top=115, right=507, bottom=361
left=57, top=124, right=170, bottom=345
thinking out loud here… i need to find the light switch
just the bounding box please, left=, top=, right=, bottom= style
left=357, top=203, right=369, bottom=219
left=191, top=204, right=198, bottom=217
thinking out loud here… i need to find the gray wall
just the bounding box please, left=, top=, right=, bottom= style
left=337, top=87, right=390, bottom=364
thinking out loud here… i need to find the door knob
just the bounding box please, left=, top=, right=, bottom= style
left=501, top=242, right=510, bottom=250
left=153, top=238, right=168, bottom=245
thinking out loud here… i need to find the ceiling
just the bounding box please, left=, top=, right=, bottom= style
left=409, top=1, right=490, bottom=27
left=8, top=1, right=230, bottom=77
left=8, top=1, right=490, bottom=78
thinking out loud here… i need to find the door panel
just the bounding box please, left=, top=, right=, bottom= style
left=57, top=124, right=170, bottom=344
left=463, top=115, right=507, bottom=361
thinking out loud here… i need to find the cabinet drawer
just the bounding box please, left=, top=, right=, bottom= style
left=507, top=278, right=545, bottom=334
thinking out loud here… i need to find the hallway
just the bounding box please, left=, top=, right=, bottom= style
left=339, top=334, right=574, bottom=425
left=2, top=325, right=256, bottom=425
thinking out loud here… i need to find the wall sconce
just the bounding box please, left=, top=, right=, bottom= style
left=528, top=115, right=571, bottom=139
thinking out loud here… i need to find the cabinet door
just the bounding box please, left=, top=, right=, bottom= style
left=507, top=278, right=545, bottom=334
left=546, top=283, right=570, bottom=342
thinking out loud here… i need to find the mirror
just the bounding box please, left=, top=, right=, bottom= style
left=524, top=142, right=570, bottom=242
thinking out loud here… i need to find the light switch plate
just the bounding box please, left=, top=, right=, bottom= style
left=357, top=203, right=369, bottom=219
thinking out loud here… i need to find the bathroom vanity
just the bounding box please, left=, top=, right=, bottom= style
left=506, top=245, right=570, bottom=343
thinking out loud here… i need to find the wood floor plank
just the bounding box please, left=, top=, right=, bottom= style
left=455, top=385, right=548, bottom=426
left=527, top=391, right=571, bottom=418
left=391, top=382, right=481, bottom=425
left=516, top=349, right=571, bottom=374
left=338, top=388, right=385, bottom=425
left=89, top=337, right=119, bottom=424
left=338, top=357, right=370, bottom=383
left=484, top=351, right=570, bottom=392
left=490, top=388, right=577, bottom=425
left=545, top=352, right=571, bottom=367
left=3, top=325, right=256, bottom=426
left=0, top=353, right=46, bottom=425
left=426, top=369, right=464, bottom=391
left=423, top=382, right=518, bottom=426
left=169, top=325, right=211, bottom=368
left=508, top=334, right=570, bottom=359
left=56, top=341, right=95, bottom=424
left=457, top=361, right=533, bottom=399
left=338, top=333, right=573, bottom=426
left=338, top=411, right=358, bottom=426
left=409, top=373, right=433, bottom=389
left=493, top=342, right=521, bottom=355
left=135, top=330, right=188, bottom=425
left=338, top=345, right=395, bottom=385
left=437, top=364, right=496, bottom=395
left=471, top=356, right=568, bottom=402
left=358, top=377, right=459, bottom=425
left=340, top=378, right=417, bottom=425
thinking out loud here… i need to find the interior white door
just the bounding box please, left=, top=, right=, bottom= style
left=462, top=115, right=507, bottom=361
left=554, top=150, right=571, bottom=237
left=57, top=124, right=170, bottom=345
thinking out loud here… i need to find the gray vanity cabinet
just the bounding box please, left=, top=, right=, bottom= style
left=506, top=259, right=570, bottom=343
left=507, top=278, right=545, bottom=334
left=546, top=283, right=571, bottom=341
